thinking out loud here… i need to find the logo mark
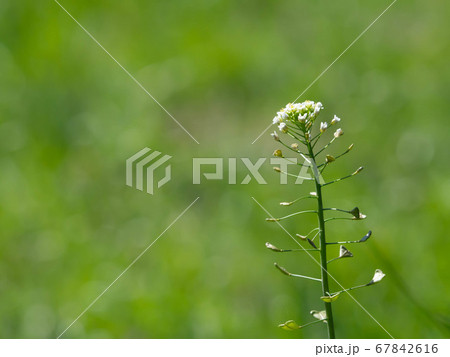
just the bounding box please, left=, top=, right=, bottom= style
left=126, top=148, right=172, bottom=195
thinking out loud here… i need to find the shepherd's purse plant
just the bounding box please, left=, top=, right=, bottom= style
left=266, top=100, right=385, bottom=338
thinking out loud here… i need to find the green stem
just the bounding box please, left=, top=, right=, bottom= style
left=332, top=283, right=369, bottom=295
left=315, top=137, right=336, bottom=155
left=300, top=319, right=327, bottom=329
left=266, top=210, right=317, bottom=222
left=306, top=140, right=336, bottom=339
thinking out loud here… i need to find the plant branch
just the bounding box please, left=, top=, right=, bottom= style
left=300, top=319, right=327, bottom=329
left=326, top=231, right=372, bottom=245
left=265, top=242, right=319, bottom=253
left=273, top=167, right=315, bottom=181
left=274, top=263, right=322, bottom=282
left=315, top=137, right=336, bottom=156
left=266, top=210, right=317, bottom=222
left=280, top=195, right=317, bottom=207
left=322, top=167, right=363, bottom=187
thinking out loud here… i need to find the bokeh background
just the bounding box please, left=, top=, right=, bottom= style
left=1, top=0, right=449, bottom=338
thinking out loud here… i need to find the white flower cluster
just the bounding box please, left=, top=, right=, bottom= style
left=271, top=101, right=345, bottom=141
left=272, top=101, right=323, bottom=133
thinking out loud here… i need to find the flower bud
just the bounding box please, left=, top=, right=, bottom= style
left=331, top=115, right=341, bottom=125
left=334, top=128, right=344, bottom=138
left=314, top=102, right=323, bottom=114
left=273, top=116, right=282, bottom=125
left=271, top=131, right=280, bottom=141
left=325, top=155, right=335, bottom=163
left=273, top=149, right=283, bottom=158
left=291, top=143, right=299, bottom=150
left=278, top=122, right=288, bottom=133
left=320, top=122, right=328, bottom=133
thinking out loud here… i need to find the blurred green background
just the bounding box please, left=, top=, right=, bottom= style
left=1, top=0, right=449, bottom=338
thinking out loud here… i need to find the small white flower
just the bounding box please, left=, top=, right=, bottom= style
left=314, top=102, right=323, bottom=114
left=270, top=100, right=327, bottom=127
left=334, top=128, right=344, bottom=138
left=278, top=122, right=288, bottom=133
left=278, top=111, right=288, bottom=120
left=305, top=100, right=314, bottom=110
left=370, top=269, right=386, bottom=284
left=331, top=115, right=341, bottom=125
left=271, top=131, right=280, bottom=141
left=284, top=103, right=295, bottom=112
left=320, top=122, right=328, bottom=133
left=310, top=310, right=327, bottom=321
left=298, top=113, right=307, bottom=122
